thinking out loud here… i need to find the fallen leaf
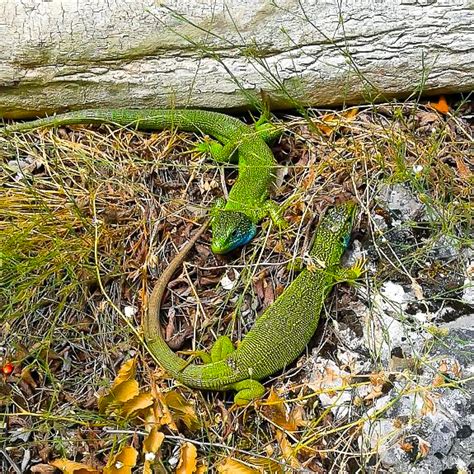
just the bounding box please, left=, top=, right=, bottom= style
left=113, top=359, right=137, bottom=387
left=164, top=391, right=200, bottom=430
left=302, top=166, right=317, bottom=190
left=454, top=156, right=472, bottom=180
left=399, top=441, right=414, bottom=453
left=99, top=379, right=140, bottom=413
left=314, top=108, right=358, bottom=136
left=364, top=372, right=388, bottom=402
left=176, top=442, right=197, bottom=474
left=50, top=459, right=99, bottom=474
left=276, top=430, right=300, bottom=468
left=142, top=428, right=165, bottom=474
left=144, top=391, right=176, bottom=431
left=30, top=464, right=56, bottom=473
left=316, top=113, right=336, bottom=136
left=217, top=458, right=260, bottom=473
left=103, top=446, right=138, bottom=474
left=143, top=426, right=165, bottom=455
left=120, top=391, right=154, bottom=418
left=421, top=393, right=436, bottom=416
left=263, top=281, right=275, bottom=307
left=418, top=438, right=431, bottom=458
left=417, top=111, right=440, bottom=126
left=261, top=388, right=298, bottom=431
left=143, top=462, right=153, bottom=474
left=428, top=95, right=449, bottom=114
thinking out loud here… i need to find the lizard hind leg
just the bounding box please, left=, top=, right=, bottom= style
left=191, top=336, right=235, bottom=365
left=263, top=199, right=288, bottom=230
left=210, top=336, right=235, bottom=362
left=195, top=139, right=238, bottom=164
left=232, top=379, right=266, bottom=405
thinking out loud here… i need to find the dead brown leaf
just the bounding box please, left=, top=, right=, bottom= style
left=263, top=281, right=275, bottom=307
left=418, top=438, right=431, bottom=458
left=315, top=108, right=359, bottom=136
left=142, top=427, right=165, bottom=474
left=417, top=111, right=440, bottom=126
left=421, top=393, right=436, bottom=416
left=145, top=391, right=177, bottom=431
left=20, top=367, right=38, bottom=389
left=454, top=156, right=472, bottom=180
left=399, top=441, right=414, bottom=453
left=30, top=464, right=56, bottom=474
left=99, top=379, right=140, bottom=413
left=364, top=372, right=387, bottom=402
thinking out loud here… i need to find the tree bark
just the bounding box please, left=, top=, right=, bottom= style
left=1, top=0, right=472, bottom=118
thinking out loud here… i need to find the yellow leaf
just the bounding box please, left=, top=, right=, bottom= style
left=50, top=459, right=99, bottom=474
left=261, top=388, right=297, bottom=431
left=276, top=431, right=300, bottom=469
left=112, top=359, right=137, bottom=388
left=146, top=396, right=176, bottom=431
left=421, top=393, right=436, bottom=416
left=99, top=379, right=141, bottom=413
left=143, top=462, right=153, bottom=474
left=112, top=380, right=140, bottom=403
left=143, top=427, right=165, bottom=455
left=243, top=457, right=284, bottom=473
left=314, top=108, right=358, bottom=136
left=315, top=113, right=336, bottom=136
left=217, top=458, right=260, bottom=474
left=175, top=442, right=197, bottom=474
left=164, top=391, right=200, bottom=430
left=121, top=391, right=154, bottom=418
left=341, top=108, right=359, bottom=121
left=104, top=446, right=138, bottom=474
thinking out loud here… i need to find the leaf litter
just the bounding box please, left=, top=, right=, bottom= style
left=0, top=97, right=472, bottom=472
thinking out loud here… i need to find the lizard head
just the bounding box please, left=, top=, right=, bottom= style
left=211, top=210, right=256, bottom=254
left=311, top=202, right=357, bottom=266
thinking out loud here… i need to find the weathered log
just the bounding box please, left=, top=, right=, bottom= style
left=0, top=0, right=472, bottom=118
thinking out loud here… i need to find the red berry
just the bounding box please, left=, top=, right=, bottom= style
left=2, top=362, right=14, bottom=375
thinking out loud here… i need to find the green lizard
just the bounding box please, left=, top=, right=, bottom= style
left=144, top=202, right=363, bottom=405
left=1, top=109, right=283, bottom=254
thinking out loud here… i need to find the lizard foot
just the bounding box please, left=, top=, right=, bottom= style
left=232, top=379, right=266, bottom=406
left=195, top=138, right=238, bottom=164
left=184, top=336, right=235, bottom=365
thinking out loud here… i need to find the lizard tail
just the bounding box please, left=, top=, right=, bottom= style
left=144, top=219, right=211, bottom=377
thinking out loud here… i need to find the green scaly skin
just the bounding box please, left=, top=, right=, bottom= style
left=1, top=109, right=282, bottom=254
left=145, top=203, right=362, bottom=405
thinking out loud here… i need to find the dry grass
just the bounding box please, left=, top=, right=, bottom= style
left=0, top=98, right=472, bottom=472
